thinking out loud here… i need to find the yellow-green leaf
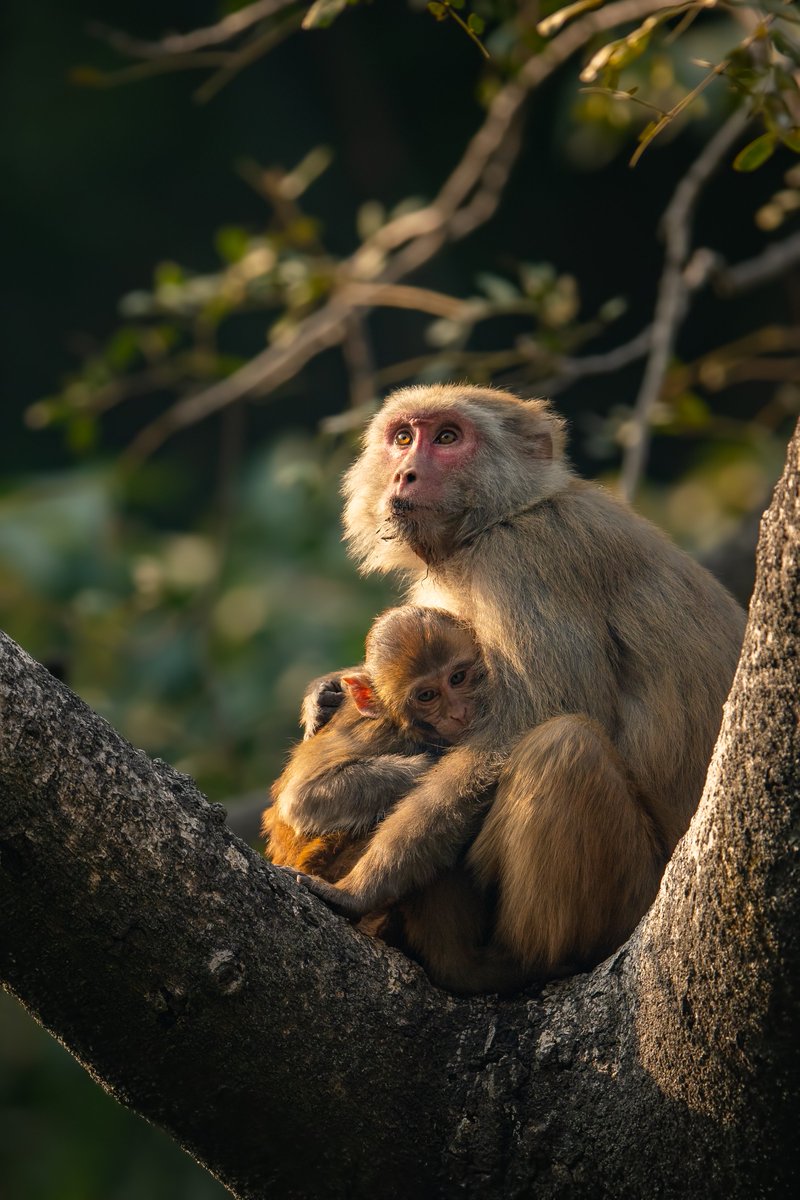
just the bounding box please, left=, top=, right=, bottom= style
left=537, top=0, right=604, bottom=38
left=733, top=133, right=778, bottom=173
left=779, top=128, right=800, bottom=154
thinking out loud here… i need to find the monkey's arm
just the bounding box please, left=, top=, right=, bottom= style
left=277, top=752, right=434, bottom=838
left=299, top=746, right=499, bottom=915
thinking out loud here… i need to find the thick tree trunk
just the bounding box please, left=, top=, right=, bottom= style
left=1, top=426, right=798, bottom=1199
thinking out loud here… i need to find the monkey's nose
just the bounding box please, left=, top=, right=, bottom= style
left=395, top=469, right=417, bottom=486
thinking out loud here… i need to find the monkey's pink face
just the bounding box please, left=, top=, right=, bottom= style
left=381, top=409, right=481, bottom=511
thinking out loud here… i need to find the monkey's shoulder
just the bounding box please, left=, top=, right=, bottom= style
left=516, top=481, right=742, bottom=611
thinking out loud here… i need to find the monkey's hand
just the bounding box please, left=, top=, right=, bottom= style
left=279, top=866, right=368, bottom=919
left=300, top=674, right=346, bottom=739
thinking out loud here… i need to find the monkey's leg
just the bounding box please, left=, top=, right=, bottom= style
left=468, top=715, right=664, bottom=975
left=400, top=869, right=531, bottom=996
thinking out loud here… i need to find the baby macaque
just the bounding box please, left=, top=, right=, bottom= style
left=262, top=606, right=484, bottom=887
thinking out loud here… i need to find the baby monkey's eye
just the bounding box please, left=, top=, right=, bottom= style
left=394, top=428, right=413, bottom=447
left=434, top=428, right=458, bottom=445
left=449, top=670, right=467, bottom=687
left=416, top=688, right=438, bottom=703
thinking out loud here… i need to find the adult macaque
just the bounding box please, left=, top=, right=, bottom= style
left=264, top=605, right=485, bottom=884
left=297, top=384, right=746, bottom=987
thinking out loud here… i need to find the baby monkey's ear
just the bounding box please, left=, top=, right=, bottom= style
left=341, top=672, right=382, bottom=718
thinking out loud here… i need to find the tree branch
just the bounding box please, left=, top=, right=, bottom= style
left=713, top=228, right=800, bottom=297
left=0, top=633, right=447, bottom=1198
left=89, top=1, right=298, bottom=59
left=2, top=421, right=800, bottom=1197
left=535, top=228, right=800, bottom=400
left=619, top=108, right=750, bottom=500
left=122, top=0, right=676, bottom=460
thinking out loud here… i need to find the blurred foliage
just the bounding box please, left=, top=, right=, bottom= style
left=2, top=1, right=800, bottom=1197
left=0, top=430, right=392, bottom=1198
left=31, top=0, right=800, bottom=474
left=0, top=433, right=392, bottom=801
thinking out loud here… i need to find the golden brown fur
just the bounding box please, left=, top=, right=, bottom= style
left=297, top=384, right=745, bottom=991
left=262, top=811, right=372, bottom=882
left=264, top=606, right=483, bottom=885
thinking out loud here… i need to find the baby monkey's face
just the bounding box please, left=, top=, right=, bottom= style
left=402, top=629, right=483, bottom=744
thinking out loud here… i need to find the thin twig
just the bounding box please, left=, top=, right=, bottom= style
left=619, top=108, right=750, bottom=500
left=337, top=281, right=473, bottom=318
left=193, top=12, right=303, bottom=103
left=342, top=316, right=376, bottom=411
left=123, top=304, right=351, bottom=463
left=73, top=53, right=231, bottom=89
left=520, top=228, right=800, bottom=400
left=537, top=327, right=655, bottom=396
left=713, top=230, right=800, bottom=296
left=109, top=227, right=800, bottom=453
left=88, top=1, right=298, bottom=59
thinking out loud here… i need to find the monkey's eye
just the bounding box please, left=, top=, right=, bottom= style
left=394, top=428, right=413, bottom=447
left=434, top=428, right=458, bottom=445
left=449, top=670, right=466, bottom=687
left=416, top=688, right=438, bottom=703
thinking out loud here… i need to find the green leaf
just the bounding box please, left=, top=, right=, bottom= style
left=537, top=0, right=604, bottom=38
left=467, top=13, right=485, bottom=35
left=779, top=128, right=800, bottom=154
left=428, top=2, right=448, bottom=20
left=105, top=328, right=141, bottom=370
left=733, top=132, right=778, bottom=172
left=215, top=226, right=250, bottom=264
left=772, top=31, right=800, bottom=64
left=154, top=261, right=185, bottom=287
left=673, top=392, right=711, bottom=430
left=67, top=414, right=98, bottom=455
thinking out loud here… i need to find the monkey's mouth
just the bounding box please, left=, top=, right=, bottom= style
left=411, top=719, right=451, bottom=751
left=391, top=497, right=415, bottom=515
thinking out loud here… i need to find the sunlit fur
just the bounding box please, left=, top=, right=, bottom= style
left=324, top=383, right=746, bottom=986
left=263, top=606, right=484, bottom=887
left=469, top=716, right=663, bottom=972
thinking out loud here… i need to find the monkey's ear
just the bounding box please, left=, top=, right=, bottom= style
left=501, top=403, right=555, bottom=459
left=519, top=396, right=566, bottom=460
left=342, top=673, right=382, bottom=718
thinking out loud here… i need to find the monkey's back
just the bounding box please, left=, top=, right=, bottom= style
left=264, top=692, right=434, bottom=872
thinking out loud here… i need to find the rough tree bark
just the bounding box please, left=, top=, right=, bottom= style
left=1, top=425, right=798, bottom=1199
